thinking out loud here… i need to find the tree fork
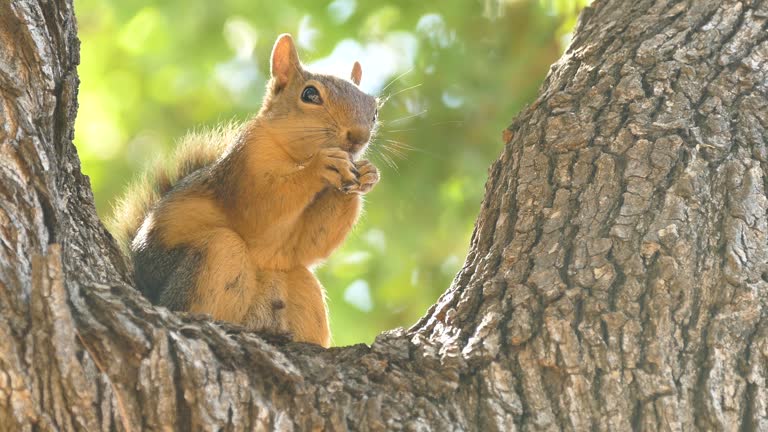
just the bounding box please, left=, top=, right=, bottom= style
left=1, top=0, right=767, bottom=430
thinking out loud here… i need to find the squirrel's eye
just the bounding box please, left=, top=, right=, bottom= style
left=373, top=108, right=378, bottom=123
left=301, top=86, right=322, bottom=105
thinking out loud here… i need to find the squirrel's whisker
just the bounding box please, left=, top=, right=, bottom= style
left=277, top=125, right=332, bottom=129
left=379, top=152, right=399, bottom=171
left=283, top=130, right=334, bottom=135
left=383, top=109, right=428, bottom=125
left=380, top=67, right=413, bottom=94
left=383, top=139, right=415, bottom=150
left=320, top=104, right=342, bottom=129
left=383, top=143, right=409, bottom=159
left=382, top=83, right=423, bottom=103
left=382, top=138, right=442, bottom=159
left=430, top=120, right=464, bottom=127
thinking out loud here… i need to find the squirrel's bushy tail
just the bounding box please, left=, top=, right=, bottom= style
left=108, top=122, right=242, bottom=253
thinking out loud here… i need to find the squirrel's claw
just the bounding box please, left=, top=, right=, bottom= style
left=341, top=179, right=361, bottom=193
left=346, top=159, right=379, bottom=195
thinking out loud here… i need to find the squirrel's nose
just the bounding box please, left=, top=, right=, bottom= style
left=345, top=128, right=370, bottom=146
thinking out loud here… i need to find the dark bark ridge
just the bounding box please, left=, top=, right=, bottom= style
left=1, top=0, right=767, bottom=430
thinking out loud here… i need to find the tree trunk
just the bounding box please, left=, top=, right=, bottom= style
left=2, top=0, right=767, bottom=430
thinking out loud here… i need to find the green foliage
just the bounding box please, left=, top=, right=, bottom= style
left=539, top=0, right=593, bottom=40
left=75, top=0, right=586, bottom=346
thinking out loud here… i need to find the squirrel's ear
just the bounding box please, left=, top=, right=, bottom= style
left=270, top=34, right=301, bottom=90
left=351, top=61, right=362, bottom=86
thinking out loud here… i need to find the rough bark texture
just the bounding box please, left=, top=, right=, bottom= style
left=1, top=0, right=767, bottom=430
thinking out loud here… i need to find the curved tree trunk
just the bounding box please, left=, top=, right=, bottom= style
left=2, top=0, right=767, bottom=430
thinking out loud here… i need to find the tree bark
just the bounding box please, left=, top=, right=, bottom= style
left=2, top=0, right=768, bottom=430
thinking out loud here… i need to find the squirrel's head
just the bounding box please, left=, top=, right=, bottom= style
left=259, top=34, right=378, bottom=161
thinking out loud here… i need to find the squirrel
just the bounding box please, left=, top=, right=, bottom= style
left=108, top=34, right=380, bottom=348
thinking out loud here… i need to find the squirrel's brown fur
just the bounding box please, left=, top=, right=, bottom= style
left=109, top=124, right=239, bottom=254
left=108, top=34, right=379, bottom=347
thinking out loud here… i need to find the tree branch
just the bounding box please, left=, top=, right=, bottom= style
left=2, top=0, right=768, bottom=430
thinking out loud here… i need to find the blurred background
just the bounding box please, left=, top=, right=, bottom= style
left=75, top=0, right=589, bottom=346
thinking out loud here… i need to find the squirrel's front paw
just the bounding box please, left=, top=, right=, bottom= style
left=348, top=160, right=379, bottom=195
left=313, top=147, right=359, bottom=192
